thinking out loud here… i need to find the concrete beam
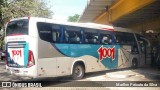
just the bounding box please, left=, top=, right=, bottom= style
left=87, top=7, right=104, bottom=10
left=85, top=10, right=102, bottom=12
left=90, top=1, right=113, bottom=6
left=81, top=15, right=98, bottom=17
left=109, top=0, right=156, bottom=22
left=79, top=0, right=117, bottom=22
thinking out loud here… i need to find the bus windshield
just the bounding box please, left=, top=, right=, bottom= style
left=6, top=19, right=28, bottom=36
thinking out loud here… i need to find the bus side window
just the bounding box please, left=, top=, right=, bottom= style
left=114, top=34, right=121, bottom=44
left=64, top=31, right=69, bottom=43
left=135, top=34, right=149, bottom=53
left=52, top=24, right=61, bottom=43
left=69, top=32, right=81, bottom=44
left=52, top=30, right=61, bottom=43
left=85, top=32, right=98, bottom=44
left=114, top=32, right=136, bottom=45
left=37, top=22, right=53, bottom=42
left=124, top=33, right=138, bottom=53
left=64, top=26, right=82, bottom=44
left=125, top=33, right=136, bottom=45
left=84, top=28, right=98, bottom=44
left=101, top=35, right=112, bottom=44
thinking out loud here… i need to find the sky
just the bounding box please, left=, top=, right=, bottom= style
left=47, top=0, right=88, bottom=21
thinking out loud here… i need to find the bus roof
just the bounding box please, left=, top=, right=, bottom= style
left=44, top=18, right=114, bottom=31
left=9, top=17, right=139, bottom=34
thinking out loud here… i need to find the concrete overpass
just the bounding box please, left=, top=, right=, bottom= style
left=79, top=0, right=160, bottom=32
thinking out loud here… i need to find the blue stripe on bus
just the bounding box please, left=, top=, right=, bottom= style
left=51, top=44, right=70, bottom=57
left=51, top=43, right=121, bottom=69
left=24, top=43, right=29, bottom=67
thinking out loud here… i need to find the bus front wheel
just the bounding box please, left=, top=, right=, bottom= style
left=72, top=63, right=85, bottom=80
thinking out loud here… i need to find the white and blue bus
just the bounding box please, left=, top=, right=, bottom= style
left=5, top=17, right=150, bottom=80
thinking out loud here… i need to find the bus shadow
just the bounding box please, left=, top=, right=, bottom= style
left=83, top=67, right=133, bottom=79
left=16, top=68, right=133, bottom=87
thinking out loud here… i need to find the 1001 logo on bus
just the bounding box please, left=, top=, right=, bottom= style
left=97, top=46, right=115, bottom=61
left=12, top=50, right=22, bottom=57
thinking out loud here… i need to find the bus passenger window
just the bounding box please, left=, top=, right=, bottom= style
left=65, top=31, right=69, bottom=43
left=102, top=36, right=108, bottom=44
left=101, top=35, right=112, bottom=44
left=114, top=32, right=136, bottom=45
left=85, top=33, right=98, bottom=44
left=65, top=31, right=81, bottom=44
left=52, top=31, right=61, bottom=43
left=135, top=34, right=149, bottom=53
left=115, top=35, right=121, bottom=44
left=52, top=32, right=57, bottom=41
left=51, top=24, right=61, bottom=43
left=69, top=32, right=81, bottom=44
left=37, top=22, right=53, bottom=42
left=64, top=26, right=82, bottom=44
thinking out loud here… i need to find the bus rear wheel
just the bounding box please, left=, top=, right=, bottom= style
left=72, top=64, right=85, bottom=80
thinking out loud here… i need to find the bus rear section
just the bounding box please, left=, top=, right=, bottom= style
left=5, top=18, right=37, bottom=78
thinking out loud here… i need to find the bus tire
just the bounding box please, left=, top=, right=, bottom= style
left=132, top=58, right=138, bottom=69
left=72, top=63, right=85, bottom=80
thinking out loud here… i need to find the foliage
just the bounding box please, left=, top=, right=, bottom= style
left=0, top=0, right=52, bottom=28
left=67, top=14, right=80, bottom=22
left=0, top=0, right=53, bottom=49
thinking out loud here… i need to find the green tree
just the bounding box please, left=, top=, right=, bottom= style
left=67, top=14, right=80, bottom=22
left=0, top=0, right=53, bottom=30
left=0, top=0, right=53, bottom=49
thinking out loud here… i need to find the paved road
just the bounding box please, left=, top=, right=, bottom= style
left=0, top=61, right=160, bottom=90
